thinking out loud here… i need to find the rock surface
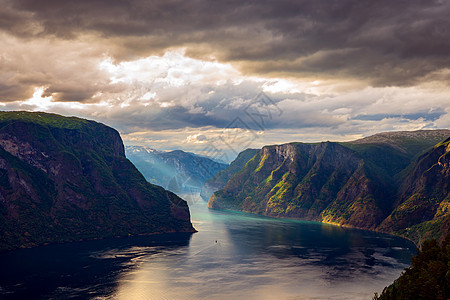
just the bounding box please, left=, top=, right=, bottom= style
left=0, top=111, right=195, bottom=252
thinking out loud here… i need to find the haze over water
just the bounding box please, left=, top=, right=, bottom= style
left=0, top=194, right=415, bottom=299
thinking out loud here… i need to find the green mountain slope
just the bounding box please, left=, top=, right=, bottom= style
left=0, top=111, right=195, bottom=252
left=200, top=148, right=259, bottom=200
left=208, top=130, right=450, bottom=244
left=345, top=129, right=450, bottom=181
left=208, top=142, right=388, bottom=229
left=378, top=138, right=450, bottom=245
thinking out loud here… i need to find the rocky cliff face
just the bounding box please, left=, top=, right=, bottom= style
left=209, top=142, right=386, bottom=229
left=0, top=111, right=195, bottom=252
left=208, top=130, right=450, bottom=244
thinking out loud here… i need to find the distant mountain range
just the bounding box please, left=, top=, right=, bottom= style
left=126, top=146, right=228, bottom=194
left=207, top=130, right=450, bottom=245
left=0, top=112, right=195, bottom=252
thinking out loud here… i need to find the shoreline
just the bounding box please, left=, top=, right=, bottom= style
left=207, top=206, right=419, bottom=247
left=0, top=228, right=197, bottom=254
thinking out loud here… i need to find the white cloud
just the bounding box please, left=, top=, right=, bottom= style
left=185, top=134, right=208, bottom=144
left=1, top=42, right=449, bottom=160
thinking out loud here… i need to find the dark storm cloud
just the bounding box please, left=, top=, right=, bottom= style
left=0, top=82, right=34, bottom=101
left=114, top=104, right=343, bottom=132
left=353, top=111, right=445, bottom=122
left=2, top=0, right=449, bottom=87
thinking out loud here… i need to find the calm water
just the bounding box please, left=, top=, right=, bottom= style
left=0, top=194, right=415, bottom=299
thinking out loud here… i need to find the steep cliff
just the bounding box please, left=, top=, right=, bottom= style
left=208, top=142, right=387, bottom=229
left=0, top=111, right=195, bottom=252
left=208, top=130, right=450, bottom=244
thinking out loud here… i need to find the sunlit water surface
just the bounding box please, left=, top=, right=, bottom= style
left=0, top=194, right=415, bottom=299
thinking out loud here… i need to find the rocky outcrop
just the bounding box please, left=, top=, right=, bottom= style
left=0, top=111, right=195, bottom=252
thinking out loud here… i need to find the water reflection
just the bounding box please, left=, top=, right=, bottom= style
left=0, top=234, right=192, bottom=299
left=0, top=194, right=415, bottom=299
left=113, top=195, right=415, bottom=299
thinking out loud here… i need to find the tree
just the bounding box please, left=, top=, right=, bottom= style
left=374, top=235, right=450, bottom=300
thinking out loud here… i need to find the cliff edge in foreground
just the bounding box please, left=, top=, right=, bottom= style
left=0, top=111, right=195, bottom=252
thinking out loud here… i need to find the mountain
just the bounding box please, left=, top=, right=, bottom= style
left=208, top=130, right=450, bottom=244
left=200, top=148, right=259, bottom=200
left=344, top=130, right=450, bottom=181
left=208, top=142, right=387, bottom=229
left=0, top=111, right=195, bottom=252
left=125, top=146, right=228, bottom=194
left=378, top=138, right=450, bottom=245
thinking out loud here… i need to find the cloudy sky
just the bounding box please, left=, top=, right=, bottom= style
left=1, top=0, right=449, bottom=161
